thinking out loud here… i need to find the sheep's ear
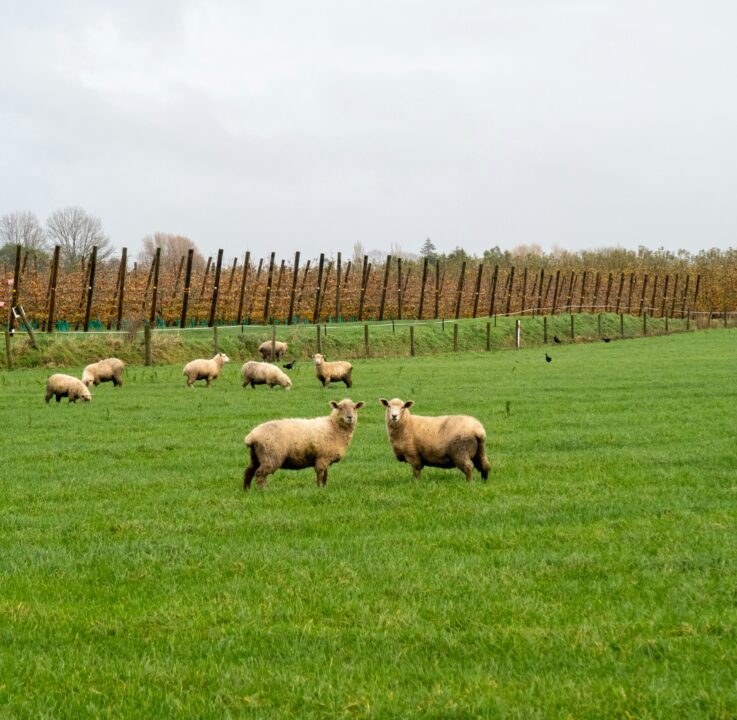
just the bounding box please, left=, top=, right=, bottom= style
left=329, top=400, right=339, bottom=409
left=403, top=400, right=414, bottom=409
left=355, top=401, right=365, bottom=410
left=379, top=398, right=389, bottom=407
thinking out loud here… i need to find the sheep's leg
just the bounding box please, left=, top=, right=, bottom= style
left=55, top=393, right=62, bottom=403
left=206, top=377, right=212, bottom=388
left=244, top=457, right=259, bottom=491
left=473, top=443, right=490, bottom=481
left=45, top=390, right=52, bottom=404
left=315, top=460, right=330, bottom=487
left=343, top=375, right=352, bottom=388
left=456, top=457, right=474, bottom=482
left=404, top=455, right=423, bottom=480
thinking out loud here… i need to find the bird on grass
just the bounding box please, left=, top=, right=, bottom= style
left=283, top=361, right=296, bottom=370
left=553, top=335, right=561, bottom=344
left=602, top=337, right=611, bottom=343
left=545, top=353, right=552, bottom=363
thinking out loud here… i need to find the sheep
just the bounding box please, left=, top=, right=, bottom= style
left=182, top=352, right=230, bottom=387
left=241, top=361, right=292, bottom=390
left=82, top=357, right=125, bottom=387
left=312, top=353, right=353, bottom=388
left=379, top=398, right=490, bottom=481
left=259, top=340, right=288, bottom=361
left=243, top=398, right=365, bottom=489
left=45, top=374, right=92, bottom=404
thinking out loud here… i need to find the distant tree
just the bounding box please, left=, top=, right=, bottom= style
left=46, top=207, right=113, bottom=267
left=419, top=237, right=437, bottom=260
left=0, top=211, right=48, bottom=252
left=138, top=232, right=205, bottom=269
left=352, top=241, right=365, bottom=264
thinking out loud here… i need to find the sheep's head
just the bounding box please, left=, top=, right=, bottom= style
left=329, top=399, right=365, bottom=428
left=81, top=370, right=94, bottom=387
left=380, top=398, right=414, bottom=426
left=313, top=353, right=325, bottom=366
left=216, top=353, right=231, bottom=364
left=81, top=387, right=92, bottom=402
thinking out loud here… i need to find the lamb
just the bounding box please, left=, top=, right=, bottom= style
left=243, top=398, right=365, bottom=489
left=45, top=374, right=92, bottom=404
left=259, top=340, right=288, bottom=361
left=312, top=353, right=353, bottom=388
left=380, top=398, right=490, bottom=481
left=182, top=352, right=230, bottom=387
left=82, top=357, right=125, bottom=387
left=241, top=361, right=292, bottom=390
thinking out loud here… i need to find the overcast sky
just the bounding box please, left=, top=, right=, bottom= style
left=1, top=1, right=736, bottom=260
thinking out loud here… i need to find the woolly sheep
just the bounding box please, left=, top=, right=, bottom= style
left=183, top=353, right=230, bottom=387
left=45, top=374, right=92, bottom=404
left=241, top=361, right=292, bottom=390
left=380, top=398, right=490, bottom=481
left=312, top=353, right=353, bottom=388
left=82, top=357, right=125, bottom=387
left=243, top=398, right=365, bottom=489
left=259, top=340, right=288, bottom=361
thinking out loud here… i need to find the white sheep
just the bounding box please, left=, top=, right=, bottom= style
left=241, top=361, right=292, bottom=390
left=243, top=398, right=365, bottom=489
left=380, top=398, right=490, bottom=481
left=183, top=352, right=230, bottom=387
left=259, top=340, right=288, bottom=361
left=45, top=374, right=92, bottom=404
left=312, top=353, right=353, bottom=388
left=82, top=357, right=125, bottom=387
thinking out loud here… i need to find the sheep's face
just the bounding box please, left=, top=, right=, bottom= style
left=380, top=398, right=414, bottom=426
left=313, top=353, right=325, bottom=366
left=81, top=371, right=94, bottom=387
left=218, top=353, right=231, bottom=363
left=330, top=399, right=365, bottom=427
left=80, top=388, right=92, bottom=402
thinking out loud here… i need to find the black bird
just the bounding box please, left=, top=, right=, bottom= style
left=602, top=337, right=611, bottom=343
left=283, top=361, right=296, bottom=370
left=553, top=335, right=561, bottom=344
left=545, top=353, right=552, bottom=363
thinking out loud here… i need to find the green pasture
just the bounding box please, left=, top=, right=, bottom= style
left=0, top=330, right=735, bottom=718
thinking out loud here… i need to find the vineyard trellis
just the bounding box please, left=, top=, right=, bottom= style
left=2, top=244, right=736, bottom=331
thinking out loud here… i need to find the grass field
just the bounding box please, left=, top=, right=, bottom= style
left=1, top=330, right=735, bottom=718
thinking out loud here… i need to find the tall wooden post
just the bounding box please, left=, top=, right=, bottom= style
left=208, top=248, right=224, bottom=326
left=504, top=266, right=514, bottom=316
left=627, top=273, right=636, bottom=314
left=660, top=275, right=670, bottom=317
left=116, top=247, right=128, bottom=330
left=247, top=258, right=264, bottom=324
left=592, top=272, right=601, bottom=313
left=8, top=245, right=21, bottom=331
left=537, top=268, right=545, bottom=315
left=670, top=274, right=679, bottom=318
left=577, top=271, right=587, bottom=313
left=520, top=267, right=528, bottom=314
left=454, top=261, right=467, bottom=319
left=286, top=251, right=300, bottom=325
left=262, top=252, right=275, bottom=324
left=551, top=270, right=561, bottom=315
left=680, top=274, right=691, bottom=317
left=83, top=245, right=98, bottom=332
left=379, top=255, right=392, bottom=321
left=649, top=275, right=659, bottom=315
left=358, top=255, right=369, bottom=321
left=434, top=259, right=441, bottom=319
left=604, top=272, right=613, bottom=311
left=472, top=263, right=483, bottom=318
left=418, top=257, right=429, bottom=320
left=334, top=252, right=342, bottom=321
left=312, top=253, right=325, bottom=324
left=639, top=274, right=649, bottom=315
left=149, top=247, right=161, bottom=325
left=615, top=272, right=625, bottom=314
left=235, top=252, right=250, bottom=325
left=692, top=274, right=701, bottom=312
left=46, top=245, right=61, bottom=333
left=396, top=257, right=403, bottom=320
left=180, top=249, right=194, bottom=328
left=488, top=265, right=499, bottom=317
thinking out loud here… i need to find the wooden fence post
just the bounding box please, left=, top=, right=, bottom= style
left=149, top=247, right=161, bottom=326
left=334, top=252, right=342, bottom=321
left=364, top=323, right=370, bottom=357
left=434, top=259, right=441, bottom=319
left=180, top=249, right=194, bottom=328
left=472, top=263, right=484, bottom=318
left=604, top=272, right=613, bottom=311
left=486, top=321, right=491, bottom=351
left=271, top=325, right=277, bottom=361
left=504, top=266, right=514, bottom=316
left=670, top=274, right=679, bottom=318
left=551, top=270, right=561, bottom=315
left=455, top=261, right=467, bottom=319
left=515, top=319, right=521, bottom=348
left=520, top=267, right=528, bottom=314
left=8, top=245, right=21, bottom=332
left=397, top=257, right=403, bottom=320
left=213, top=325, right=219, bottom=354
left=379, top=255, right=392, bottom=321
left=639, top=274, right=649, bottom=315
left=358, top=255, right=369, bottom=321
left=660, top=275, right=670, bottom=318
left=83, top=245, right=98, bottom=332
left=680, top=274, right=690, bottom=317
left=543, top=316, right=548, bottom=343
left=536, top=268, right=545, bottom=315
left=286, top=251, right=300, bottom=325
left=626, top=273, right=636, bottom=314
left=418, top=257, right=429, bottom=320
left=263, top=252, right=275, bottom=324
left=649, top=275, right=659, bottom=316
left=47, top=245, right=61, bottom=333
left=316, top=323, right=321, bottom=354
left=620, top=313, right=624, bottom=338
left=578, top=270, right=587, bottom=313
left=592, top=272, right=601, bottom=313
left=692, top=274, right=701, bottom=312
left=570, top=313, right=575, bottom=339
left=410, top=325, right=415, bottom=356
left=4, top=328, right=12, bottom=369
left=615, top=272, right=625, bottom=314
left=312, top=253, right=325, bottom=324
left=488, top=265, right=499, bottom=317
left=208, top=249, right=224, bottom=327
left=453, top=323, right=458, bottom=351
left=643, top=311, right=648, bottom=335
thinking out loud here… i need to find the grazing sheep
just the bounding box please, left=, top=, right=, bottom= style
left=380, top=398, right=490, bottom=481
left=241, top=361, right=292, bottom=390
left=82, top=357, right=125, bottom=387
left=183, top=353, right=230, bottom=387
left=259, top=340, right=288, bottom=361
left=312, top=353, right=353, bottom=388
left=45, top=374, right=92, bottom=404
left=243, top=398, right=365, bottom=489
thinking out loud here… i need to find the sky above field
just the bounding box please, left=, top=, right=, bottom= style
left=1, top=1, right=736, bottom=260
